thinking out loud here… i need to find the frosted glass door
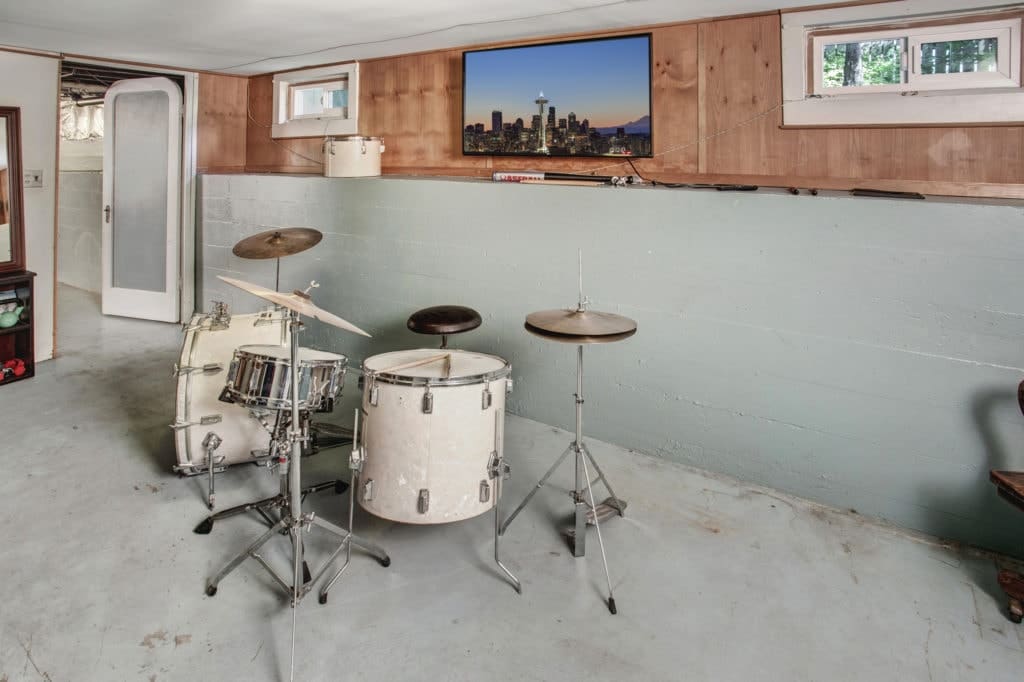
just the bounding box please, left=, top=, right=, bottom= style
left=102, top=77, right=181, bottom=322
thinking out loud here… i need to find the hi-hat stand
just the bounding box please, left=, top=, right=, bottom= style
left=201, top=303, right=390, bottom=681
left=499, top=251, right=633, bottom=615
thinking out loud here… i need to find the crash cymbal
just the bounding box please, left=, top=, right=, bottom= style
left=525, top=322, right=636, bottom=345
left=217, top=276, right=371, bottom=337
left=232, top=228, right=323, bottom=260
left=525, top=308, right=637, bottom=338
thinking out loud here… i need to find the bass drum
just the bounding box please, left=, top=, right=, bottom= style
left=172, top=306, right=288, bottom=474
left=359, top=348, right=512, bottom=524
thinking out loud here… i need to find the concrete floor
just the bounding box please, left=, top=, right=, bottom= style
left=1, top=284, right=1023, bottom=682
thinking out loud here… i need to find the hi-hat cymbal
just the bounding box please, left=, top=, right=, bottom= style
left=232, top=228, right=323, bottom=260
left=524, top=322, right=636, bottom=345
left=217, top=276, right=371, bottom=337
left=525, top=308, right=637, bottom=338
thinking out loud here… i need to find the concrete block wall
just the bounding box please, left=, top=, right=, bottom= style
left=198, top=173, right=1024, bottom=556
left=57, top=171, right=102, bottom=293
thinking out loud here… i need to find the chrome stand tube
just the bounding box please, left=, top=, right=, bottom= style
left=492, top=409, right=521, bottom=593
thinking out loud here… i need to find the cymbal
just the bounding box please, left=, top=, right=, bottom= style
left=525, top=322, right=636, bottom=345
left=525, top=308, right=637, bottom=338
left=232, top=228, right=323, bottom=260
left=217, top=276, right=371, bottom=338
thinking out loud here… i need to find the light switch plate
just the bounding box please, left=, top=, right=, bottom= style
left=24, top=170, right=43, bottom=188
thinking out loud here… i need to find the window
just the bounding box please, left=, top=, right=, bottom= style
left=781, top=1, right=1024, bottom=126
left=271, top=63, right=359, bottom=139
left=812, top=19, right=1019, bottom=95
left=289, top=78, right=349, bottom=120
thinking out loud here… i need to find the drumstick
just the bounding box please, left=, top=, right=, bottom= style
left=377, top=353, right=452, bottom=376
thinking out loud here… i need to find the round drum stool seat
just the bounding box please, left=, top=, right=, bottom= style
left=407, top=305, right=482, bottom=348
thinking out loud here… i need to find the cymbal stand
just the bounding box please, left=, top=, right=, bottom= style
left=201, top=301, right=391, bottom=681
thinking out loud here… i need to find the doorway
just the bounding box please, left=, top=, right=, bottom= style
left=55, top=61, right=196, bottom=352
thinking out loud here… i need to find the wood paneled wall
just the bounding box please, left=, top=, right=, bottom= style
left=242, top=12, right=1024, bottom=198
left=0, top=169, right=8, bottom=224
left=196, top=73, right=248, bottom=173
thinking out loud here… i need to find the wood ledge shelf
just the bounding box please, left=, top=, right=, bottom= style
left=234, top=166, right=1024, bottom=200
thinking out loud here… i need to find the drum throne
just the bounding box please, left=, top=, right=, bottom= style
left=407, top=305, right=482, bottom=348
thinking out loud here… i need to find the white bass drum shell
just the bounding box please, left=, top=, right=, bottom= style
left=323, top=136, right=384, bottom=177
left=173, top=310, right=287, bottom=473
left=359, top=349, right=509, bottom=524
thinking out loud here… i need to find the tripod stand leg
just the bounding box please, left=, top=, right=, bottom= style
left=581, top=443, right=625, bottom=515
left=494, top=472, right=522, bottom=593
left=206, top=519, right=286, bottom=596
left=193, top=493, right=284, bottom=534
left=311, top=516, right=392, bottom=567
left=579, top=450, right=617, bottom=615
left=500, top=444, right=573, bottom=535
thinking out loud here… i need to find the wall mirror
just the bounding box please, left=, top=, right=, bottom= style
left=0, top=107, right=25, bottom=274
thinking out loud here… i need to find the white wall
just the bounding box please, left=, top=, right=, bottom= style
left=0, top=51, right=59, bottom=361
left=57, top=171, right=102, bottom=293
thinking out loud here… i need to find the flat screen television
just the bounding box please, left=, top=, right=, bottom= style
left=462, top=34, right=652, bottom=158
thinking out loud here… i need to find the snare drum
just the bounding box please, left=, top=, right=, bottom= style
left=224, top=345, right=347, bottom=412
left=172, top=306, right=288, bottom=474
left=359, top=348, right=512, bottom=524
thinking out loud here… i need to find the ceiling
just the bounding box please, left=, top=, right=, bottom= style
left=0, top=0, right=802, bottom=75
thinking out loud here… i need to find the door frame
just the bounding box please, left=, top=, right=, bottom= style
left=54, top=58, right=197, bottom=347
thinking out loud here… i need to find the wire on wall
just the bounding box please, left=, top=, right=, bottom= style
left=245, top=103, right=326, bottom=167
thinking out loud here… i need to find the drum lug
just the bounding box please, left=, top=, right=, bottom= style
left=369, top=383, right=379, bottom=407
left=170, top=414, right=222, bottom=430
left=481, top=386, right=492, bottom=410
left=362, top=478, right=375, bottom=501
left=422, top=390, right=433, bottom=414
left=506, top=378, right=513, bottom=394
left=417, top=489, right=430, bottom=514
left=349, top=446, right=364, bottom=473
left=174, top=362, right=223, bottom=377
left=488, top=450, right=511, bottom=480
left=479, top=480, right=491, bottom=503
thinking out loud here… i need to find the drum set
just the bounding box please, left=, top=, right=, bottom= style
left=171, top=231, right=636, bottom=679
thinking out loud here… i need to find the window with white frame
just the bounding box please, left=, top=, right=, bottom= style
left=272, top=63, right=358, bottom=139
left=811, top=19, right=1019, bottom=95
left=781, top=1, right=1024, bottom=126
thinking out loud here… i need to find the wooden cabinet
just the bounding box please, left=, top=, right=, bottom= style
left=0, top=270, right=35, bottom=385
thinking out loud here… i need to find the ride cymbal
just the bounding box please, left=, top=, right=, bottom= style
left=232, top=228, right=323, bottom=260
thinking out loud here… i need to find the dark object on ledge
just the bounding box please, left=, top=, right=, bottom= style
left=407, top=305, right=482, bottom=348
left=989, top=377, right=1024, bottom=624
left=851, top=188, right=926, bottom=200
left=651, top=181, right=758, bottom=191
